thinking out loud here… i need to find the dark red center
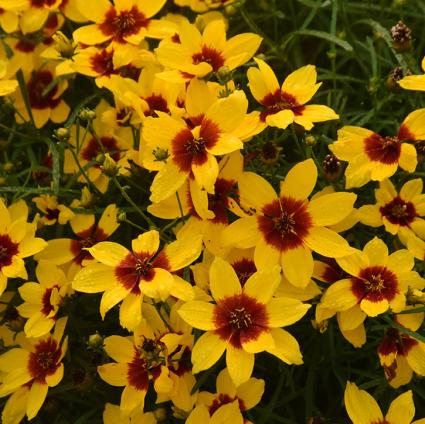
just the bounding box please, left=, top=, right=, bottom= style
left=258, top=197, right=312, bottom=252
left=379, top=197, right=416, bottom=226
left=144, top=94, right=170, bottom=117
left=0, top=234, right=19, bottom=270
left=31, top=0, right=56, bottom=7
left=41, top=286, right=57, bottom=316
left=192, top=46, right=225, bottom=72
left=80, top=136, right=120, bottom=163
left=172, top=119, right=220, bottom=172
left=90, top=49, right=116, bottom=76
left=27, top=70, right=60, bottom=110
left=260, top=89, right=305, bottom=122
left=351, top=266, right=398, bottom=303
left=232, top=259, right=257, bottom=286
left=28, top=338, right=61, bottom=383
left=71, top=227, right=108, bottom=266
left=213, top=293, right=268, bottom=349
left=99, top=7, right=148, bottom=44
left=364, top=134, right=401, bottom=164
left=127, top=351, right=149, bottom=391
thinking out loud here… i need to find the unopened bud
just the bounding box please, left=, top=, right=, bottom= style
left=79, top=108, right=96, bottom=122
left=323, top=153, right=342, bottom=182
left=54, top=127, right=70, bottom=141
left=52, top=31, right=76, bottom=59
left=101, top=153, right=118, bottom=176
left=216, top=65, right=232, bottom=85
left=87, top=333, right=103, bottom=349
left=153, top=147, right=169, bottom=162
left=305, top=134, right=316, bottom=146
left=154, top=407, right=167, bottom=421
left=387, top=66, right=412, bottom=90
left=391, top=21, right=412, bottom=52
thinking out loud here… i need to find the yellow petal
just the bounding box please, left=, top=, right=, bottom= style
left=363, top=237, right=388, bottom=265
left=281, top=245, right=313, bottom=288
left=72, top=264, right=116, bottom=293
left=281, top=65, right=320, bottom=104
left=131, top=231, right=159, bottom=257
left=243, top=265, right=281, bottom=303
left=192, top=332, right=227, bottom=374
left=98, top=363, right=128, bottom=387
left=321, top=279, right=359, bottom=311
left=98, top=204, right=119, bottom=237
left=192, top=153, right=219, bottom=194
left=103, top=336, right=134, bottom=363
left=88, top=241, right=129, bottom=267
left=304, top=226, right=353, bottom=258
left=360, top=298, right=389, bottom=317
left=100, top=285, right=130, bottom=318
left=210, top=257, right=242, bottom=300
left=150, top=162, right=189, bottom=203
left=226, top=346, right=254, bottom=386
left=177, top=301, right=216, bottom=331
left=344, top=382, right=383, bottom=424
left=385, top=390, right=415, bottom=424
left=119, top=293, right=142, bottom=331
left=266, top=297, right=310, bottom=327
left=221, top=216, right=259, bottom=248
left=26, top=382, right=48, bottom=420
left=398, top=75, right=425, bottom=91
left=267, top=328, right=303, bottom=364
left=239, top=171, right=278, bottom=211
left=399, top=143, right=417, bottom=173
left=265, top=109, right=294, bottom=129
left=308, top=192, right=356, bottom=226
left=280, top=158, right=317, bottom=200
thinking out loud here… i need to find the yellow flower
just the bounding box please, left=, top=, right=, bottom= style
left=321, top=237, right=425, bottom=318
left=32, top=194, right=74, bottom=226
left=98, top=314, right=192, bottom=418
left=0, top=0, right=27, bottom=33
left=378, top=326, right=425, bottom=388
left=72, top=230, right=201, bottom=330
left=358, top=178, right=425, bottom=258
left=186, top=402, right=243, bottom=424
left=17, top=261, right=71, bottom=338
left=329, top=109, right=425, bottom=188
left=398, top=57, right=425, bottom=91
left=103, top=403, right=157, bottom=424
left=222, top=159, right=356, bottom=288
left=0, top=199, right=47, bottom=297
left=156, top=19, right=262, bottom=80
left=344, top=381, right=425, bottom=424
left=35, top=204, right=119, bottom=278
left=73, top=0, right=172, bottom=47
left=0, top=318, right=67, bottom=421
left=247, top=58, right=339, bottom=130
left=142, top=84, right=248, bottom=202
left=178, top=257, right=310, bottom=386
left=196, top=368, right=264, bottom=418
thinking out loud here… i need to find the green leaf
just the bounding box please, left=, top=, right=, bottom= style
left=286, top=29, right=353, bottom=51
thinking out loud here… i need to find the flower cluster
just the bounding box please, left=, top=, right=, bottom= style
left=0, top=1, right=424, bottom=423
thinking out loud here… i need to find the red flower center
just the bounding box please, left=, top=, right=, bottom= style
left=27, top=70, right=60, bottom=110
left=100, top=7, right=148, bottom=44
left=379, top=197, right=416, bottom=226
left=71, top=227, right=108, bottom=266
left=0, top=234, right=19, bottom=270
left=260, top=89, right=305, bottom=122
left=144, top=94, right=169, bottom=117
left=232, top=259, right=257, bottom=286
left=31, top=0, right=57, bottom=7
left=41, top=286, right=56, bottom=316
left=172, top=119, right=220, bottom=172
left=127, top=351, right=149, bottom=390
left=28, top=338, right=61, bottom=382
left=352, top=266, right=398, bottom=303
left=90, top=49, right=116, bottom=77
left=258, top=197, right=312, bottom=252
left=192, top=46, right=225, bottom=72
left=364, top=134, right=401, bottom=164
left=213, top=293, right=268, bottom=349
left=81, top=136, right=120, bottom=163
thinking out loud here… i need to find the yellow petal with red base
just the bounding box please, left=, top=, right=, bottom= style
left=226, top=346, right=254, bottom=387
left=266, top=109, right=294, bottom=129
left=131, top=231, right=159, bottom=258
left=281, top=65, right=320, bottom=104
left=267, top=328, right=303, bottom=364
left=242, top=331, right=275, bottom=353
left=322, top=278, right=359, bottom=311
left=192, top=332, right=227, bottom=374
left=26, top=382, right=48, bottom=420
left=280, top=158, right=317, bottom=200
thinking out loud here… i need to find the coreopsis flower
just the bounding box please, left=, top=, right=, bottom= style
left=222, top=159, right=356, bottom=288
left=344, top=382, right=425, bottom=424
left=11, top=64, right=70, bottom=128
left=196, top=368, right=264, bottom=421
left=247, top=58, right=339, bottom=130
left=156, top=19, right=262, bottom=80
left=398, top=57, right=425, bottom=91
left=329, top=109, right=425, bottom=188
left=378, top=327, right=425, bottom=388
left=103, top=66, right=184, bottom=122
left=358, top=178, right=425, bottom=256
left=0, top=199, right=47, bottom=296
left=17, top=261, right=71, bottom=338
left=178, top=257, right=310, bottom=386
left=0, top=0, right=27, bottom=33
left=33, top=194, right=74, bottom=226
left=98, top=317, right=192, bottom=417
left=0, top=318, right=67, bottom=421
left=313, top=258, right=366, bottom=348
left=63, top=105, right=133, bottom=192
left=0, top=59, right=17, bottom=96
left=72, top=230, right=201, bottom=330
left=149, top=152, right=245, bottom=256
left=35, top=204, right=119, bottom=278
left=142, top=88, right=248, bottom=202
left=321, top=237, right=425, bottom=318
left=73, top=0, right=172, bottom=49
left=15, top=0, right=62, bottom=34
